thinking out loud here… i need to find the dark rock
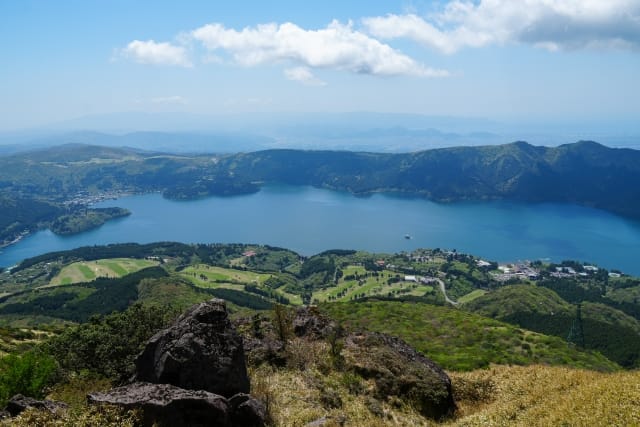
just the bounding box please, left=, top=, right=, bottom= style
left=89, top=300, right=265, bottom=426
left=229, top=393, right=267, bottom=427
left=243, top=333, right=286, bottom=367
left=134, top=298, right=250, bottom=397
left=88, top=382, right=232, bottom=427
left=5, top=394, right=68, bottom=417
left=239, top=307, right=337, bottom=367
left=228, top=392, right=251, bottom=408
left=293, top=306, right=336, bottom=339
left=343, top=332, right=456, bottom=420
left=89, top=383, right=266, bottom=427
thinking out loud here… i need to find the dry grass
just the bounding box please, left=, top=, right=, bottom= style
left=447, top=364, right=640, bottom=427
left=248, top=337, right=432, bottom=426
left=251, top=365, right=432, bottom=427
left=251, top=361, right=640, bottom=426
left=1, top=405, right=142, bottom=427
left=4, top=358, right=638, bottom=426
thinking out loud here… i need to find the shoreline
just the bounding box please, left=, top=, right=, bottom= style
left=1, top=190, right=138, bottom=251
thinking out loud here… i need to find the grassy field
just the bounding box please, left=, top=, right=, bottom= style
left=180, top=264, right=270, bottom=284
left=49, top=258, right=158, bottom=286
left=313, top=265, right=434, bottom=302
left=179, top=264, right=303, bottom=305
left=457, top=289, right=488, bottom=304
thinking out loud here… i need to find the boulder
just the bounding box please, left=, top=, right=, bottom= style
left=134, top=298, right=250, bottom=397
left=88, top=383, right=265, bottom=427
left=228, top=393, right=267, bottom=427
left=89, top=299, right=265, bottom=426
left=243, top=334, right=287, bottom=367
left=89, top=382, right=231, bottom=427
left=293, top=306, right=336, bottom=339
left=5, top=394, right=68, bottom=417
left=343, top=332, right=456, bottom=420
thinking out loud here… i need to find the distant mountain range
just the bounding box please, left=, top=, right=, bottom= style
left=0, top=130, right=274, bottom=155
left=3, top=112, right=638, bottom=154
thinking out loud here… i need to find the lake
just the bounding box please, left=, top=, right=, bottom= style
left=2, top=185, right=640, bottom=275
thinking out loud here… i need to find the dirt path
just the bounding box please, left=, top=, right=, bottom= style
left=436, top=278, right=459, bottom=306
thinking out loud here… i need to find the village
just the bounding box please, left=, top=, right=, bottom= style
left=63, top=190, right=133, bottom=207
left=488, top=260, right=621, bottom=282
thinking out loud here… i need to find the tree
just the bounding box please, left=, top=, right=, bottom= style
left=272, top=304, right=294, bottom=349
left=46, top=303, right=176, bottom=382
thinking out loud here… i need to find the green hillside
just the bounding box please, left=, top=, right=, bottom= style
left=0, top=242, right=635, bottom=374
left=220, top=141, right=640, bottom=218
left=0, top=242, right=637, bottom=426
left=465, top=284, right=640, bottom=367
left=321, top=300, right=618, bottom=372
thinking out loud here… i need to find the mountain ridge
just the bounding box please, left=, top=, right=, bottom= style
left=219, top=140, right=640, bottom=216
left=1, top=140, right=639, bottom=246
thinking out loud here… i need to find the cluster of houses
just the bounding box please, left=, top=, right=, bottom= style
left=403, top=275, right=438, bottom=284
left=63, top=190, right=127, bottom=207
left=366, top=250, right=623, bottom=285
left=490, top=261, right=622, bottom=282
left=551, top=265, right=621, bottom=278
left=491, top=262, right=540, bottom=282
left=550, top=265, right=587, bottom=278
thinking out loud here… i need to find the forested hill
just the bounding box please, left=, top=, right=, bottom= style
left=1, top=141, right=639, bottom=243
left=221, top=140, right=640, bottom=217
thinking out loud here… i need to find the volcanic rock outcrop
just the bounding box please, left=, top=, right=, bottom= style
left=134, top=298, right=250, bottom=397
left=89, top=299, right=264, bottom=427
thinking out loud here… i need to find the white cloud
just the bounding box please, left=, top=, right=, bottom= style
left=191, top=20, right=448, bottom=77
left=151, top=95, right=188, bottom=105
left=284, top=67, right=327, bottom=86
left=364, top=1, right=640, bottom=53
left=120, top=40, right=192, bottom=67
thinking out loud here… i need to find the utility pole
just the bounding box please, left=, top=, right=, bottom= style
left=567, top=303, right=585, bottom=348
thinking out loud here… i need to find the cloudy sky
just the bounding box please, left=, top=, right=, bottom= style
left=1, top=0, right=639, bottom=130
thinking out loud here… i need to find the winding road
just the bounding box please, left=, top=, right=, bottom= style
left=436, top=278, right=459, bottom=306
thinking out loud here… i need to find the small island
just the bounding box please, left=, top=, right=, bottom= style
left=50, top=207, right=131, bottom=235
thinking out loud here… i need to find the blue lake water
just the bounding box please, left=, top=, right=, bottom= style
left=1, top=185, right=640, bottom=275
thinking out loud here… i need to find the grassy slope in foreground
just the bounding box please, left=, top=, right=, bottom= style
left=447, top=364, right=640, bottom=426
left=321, top=300, right=618, bottom=372
left=251, top=363, right=640, bottom=427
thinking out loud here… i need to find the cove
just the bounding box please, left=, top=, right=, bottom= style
left=1, top=185, right=640, bottom=275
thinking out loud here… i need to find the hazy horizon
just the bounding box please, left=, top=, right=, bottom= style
left=0, top=111, right=638, bottom=154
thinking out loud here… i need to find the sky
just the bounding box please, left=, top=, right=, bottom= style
left=1, top=0, right=639, bottom=132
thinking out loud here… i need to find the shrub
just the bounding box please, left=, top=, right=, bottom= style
left=0, top=351, right=57, bottom=405
left=45, top=303, right=176, bottom=382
